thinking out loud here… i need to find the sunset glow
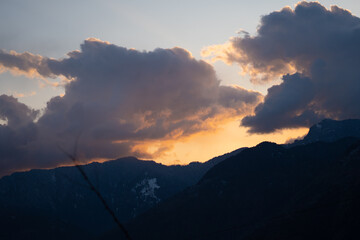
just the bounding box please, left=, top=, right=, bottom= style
left=2, top=1, right=360, bottom=239
left=1, top=0, right=360, bottom=176
left=149, top=121, right=309, bottom=165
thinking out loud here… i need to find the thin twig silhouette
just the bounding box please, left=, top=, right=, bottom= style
left=58, top=137, right=132, bottom=240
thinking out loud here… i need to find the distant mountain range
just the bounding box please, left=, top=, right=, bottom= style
left=289, top=118, right=360, bottom=146
left=1, top=119, right=360, bottom=239
left=0, top=146, right=244, bottom=239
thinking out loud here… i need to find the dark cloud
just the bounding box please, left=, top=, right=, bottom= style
left=0, top=38, right=262, bottom=176
left=204, top=1, right=360, bottom=133
left=0, top=50, right=53, bottom=78
left=0, top=95, right=39, bottom=176
left=242, top=73, right=321, bottom=133
left=0, top=95, right=38, bottom=128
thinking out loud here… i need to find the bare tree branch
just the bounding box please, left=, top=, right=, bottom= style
left=58, top=140, right=133, bottom=240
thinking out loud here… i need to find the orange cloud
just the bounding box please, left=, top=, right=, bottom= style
left=11, top=91, right=37, bottom=98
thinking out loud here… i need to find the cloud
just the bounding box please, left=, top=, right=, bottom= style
left=0, top=95, right=38, bottom=128
left=0, top=38, right=262, bottom=176
left=10, top=91, right=37, bottom=98
left=0, top=50, right=53, bottom=78
left=204, top=1, right=360, bottom=133
left=242, top=73, right=321, bottom=133
left=0, top=95, right=39, bottom=175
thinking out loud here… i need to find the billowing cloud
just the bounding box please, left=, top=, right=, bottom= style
left=0, top=95, right=39, bottom=175
left=0, top=95, right=38, bottom=128
left=242, top=73, right=321, bottom=133
left=204, top=1, right=360, bottom=133
left=0, top=38, right=262, bottom=176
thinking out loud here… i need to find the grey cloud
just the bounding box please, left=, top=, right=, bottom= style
left=208, top=1, right=360, bottom=132
left=222, top=2, right=360, bottom=84
left=0, top=50, right=53, bottom=78
left=39, top=39, right=262, bottom=140
left=0, top=39, right=262, bottom=176
left=0, top=95, right=38, bottom=128
left=242, top=73, right=322, bottom=133
left=0, top=95, right=38, bottom=176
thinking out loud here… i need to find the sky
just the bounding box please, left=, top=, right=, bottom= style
left=1, top=0, right=360, bottom=176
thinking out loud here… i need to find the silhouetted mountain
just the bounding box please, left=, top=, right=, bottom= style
left=247, top=139, right=360, bottom=240
left=0, top=206, right=90, bottom=240
left=0, top=148, right=244, bottom=239
left=117, top=137, right=360, bottom=240
left=289, top=119, right=360, bottom=146
left=4, top=118, right=360, bottom=240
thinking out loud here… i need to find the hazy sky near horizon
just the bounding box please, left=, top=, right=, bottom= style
left=1, top=0, right=360, bottom=175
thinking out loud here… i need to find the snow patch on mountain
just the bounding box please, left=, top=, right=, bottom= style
left=132, top=178, right=160, bottom=203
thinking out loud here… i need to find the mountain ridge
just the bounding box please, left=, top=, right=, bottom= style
left=2, top=118, right=360, bottom=239
left=289, top=118, right=360, bottom=146
left=121, top=137, right=360, bottom=240
left=0, top=148, right=245, bottom=238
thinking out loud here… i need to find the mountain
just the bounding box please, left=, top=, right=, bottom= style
left=247, top=139, right=360, bottom=240
left=3, top=118, right=360, bottom=239
left=116, top=137, right=360, bottom=240
left=289, top=118, right=360, bottom=146
left=0, top=148, right=244, bottom=239
left=0, top=205, right=91, bottom=240
left=0, top=157, right=197, bottom=238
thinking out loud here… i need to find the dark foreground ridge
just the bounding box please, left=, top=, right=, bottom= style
left=119, top=137, right=360, bottom=240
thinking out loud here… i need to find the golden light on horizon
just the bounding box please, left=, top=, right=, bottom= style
left=146, top=120, right=308, bottom=165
